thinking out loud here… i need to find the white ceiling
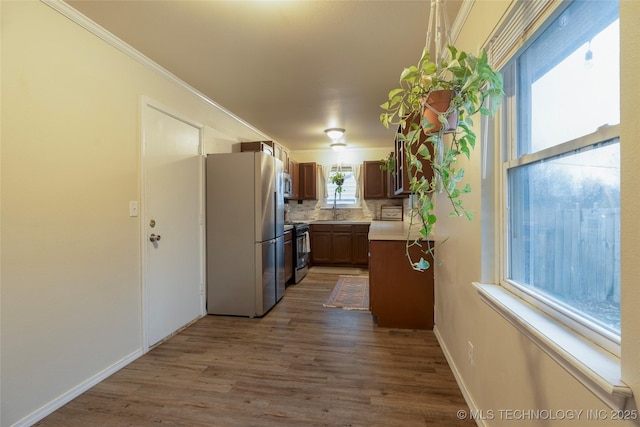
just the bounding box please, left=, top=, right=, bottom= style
left=66, top=0, right=462, bottom=152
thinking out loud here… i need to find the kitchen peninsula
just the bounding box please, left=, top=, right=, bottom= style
left=368, top=221, right=435, bottom=329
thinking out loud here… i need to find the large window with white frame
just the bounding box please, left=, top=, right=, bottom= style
left=501, top=0, right=620, bottom=351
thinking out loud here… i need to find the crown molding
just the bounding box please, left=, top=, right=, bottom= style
left=450, top=0, right=474, bottom=44
left=40, top=0, right=273, bottom=141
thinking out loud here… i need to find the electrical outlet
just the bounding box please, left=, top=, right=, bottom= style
left=467, top=341, right=474, bottom=366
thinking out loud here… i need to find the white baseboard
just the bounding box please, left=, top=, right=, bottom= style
left=12, top=349, right=143, bottom=427
left=433, top=325, right=486, bottom=427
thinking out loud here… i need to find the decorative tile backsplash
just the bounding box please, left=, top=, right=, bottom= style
left=285, top=198, right=409, bottom=222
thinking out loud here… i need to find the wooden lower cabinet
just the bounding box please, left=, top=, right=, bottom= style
left=369, top=240, right=434, bottom=329
left=332, top=225, right=353, bottom=264
left=310, top=225, right=332, bottom=264
left=352, top=225, right=370, bottom=265
left=284, top=229, right=293, bottom=283
left=310, top=223, right=369, bottom=267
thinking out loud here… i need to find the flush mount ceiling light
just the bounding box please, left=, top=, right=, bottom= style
left=324, top=128, right=346, bottom=151
left=330, top=141, right=347, bottom=152
left=324, top=128, right=345, bottom=140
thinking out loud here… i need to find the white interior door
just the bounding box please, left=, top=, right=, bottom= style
left=143, top=101, right=204, bottom=348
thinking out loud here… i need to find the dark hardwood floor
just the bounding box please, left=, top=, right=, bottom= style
left=37, top=271, right=474, bottom=426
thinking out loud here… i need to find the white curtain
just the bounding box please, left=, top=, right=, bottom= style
left=319, top=164, right=329, bottom=199
left=354, top=164, right=362, bottom=199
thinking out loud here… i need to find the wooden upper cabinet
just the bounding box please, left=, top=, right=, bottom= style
left=289, top=159, right=300, bottom=199
left=241, top=141, right=289, bottom=173
left=280, top=146, right=290, bottom=173
left=394, top=113, right=433, bottom=196
left=385, top=152, right=400, bottom=199
left=273, top=142, right=290, bottom=173
left=240, top=141, right=274, bottom=156
left=364, top=158, right=406, bottom=200
left=299, top=162, right=317, bottom=200
left=363, top=160, right=387, bottom=199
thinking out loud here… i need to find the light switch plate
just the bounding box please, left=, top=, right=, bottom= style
left=129, top=201, right=138, bottom=217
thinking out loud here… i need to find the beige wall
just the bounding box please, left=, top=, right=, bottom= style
left=434, top=1, right=640, bottom=426
left=0, top=1, right=270, bottom=425
left=620, top=0, right=640, bottom=413
left=3, top=0, right=639, bottom=426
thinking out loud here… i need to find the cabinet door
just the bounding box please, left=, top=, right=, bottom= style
left=289, top=160, right=300, bottom=199
left=385, top=152, right=405, bottom=199
left=299, top=162, right=317, bottom=200
left=394, top=134, right=405, bottom=195
left=310, top=228, right=332, bottom=265
left=240, top=141, right=274, bottom=156
left=273, top=143, right=290, bottom=174
left=369, top=240, right=434, bottom=329
left=281, top=147, right=290, bottom=173
left=333, top=229, right=353, bottom=264
left=352, top=225, right=370, bottom=266
left=363, top=161, right=386, bottom=199
left=394, top=113, right=433, bottom=195
left=273, top=143, right=283, bottom=162
left=284, top=230, right=293, bottom=283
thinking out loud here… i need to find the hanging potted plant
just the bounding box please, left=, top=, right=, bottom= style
left=380, top=44, right=504, bottom=271
left=330, top=171, right=345, bottom=194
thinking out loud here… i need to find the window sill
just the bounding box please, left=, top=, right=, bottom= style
left=474, top=283, right=632, bottom=409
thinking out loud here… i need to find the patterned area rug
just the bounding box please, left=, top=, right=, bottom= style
left=323, top=275, right=369, bottom=311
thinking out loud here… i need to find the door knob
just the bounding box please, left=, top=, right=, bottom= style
left=149, top=234, right=161, bottom=242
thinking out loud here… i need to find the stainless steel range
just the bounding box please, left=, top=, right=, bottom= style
left=291, top=222, right=310, bottom=283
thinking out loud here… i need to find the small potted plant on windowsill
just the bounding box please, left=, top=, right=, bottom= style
left=380, top=45, right=504, bottom=271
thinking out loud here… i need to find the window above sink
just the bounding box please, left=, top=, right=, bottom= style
left=323, top=164, right=360, bottom=208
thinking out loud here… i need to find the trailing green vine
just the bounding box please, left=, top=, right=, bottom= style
left=380, top=45, right=504, bottom=271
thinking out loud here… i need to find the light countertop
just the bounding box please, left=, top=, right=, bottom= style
left=310, top=220, right=371, bottom=225
left=368, top=220, right=429, bottom=241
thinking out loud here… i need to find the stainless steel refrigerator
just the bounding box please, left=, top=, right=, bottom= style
left=206, top=151, right=285, bottom=317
